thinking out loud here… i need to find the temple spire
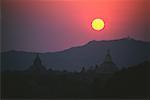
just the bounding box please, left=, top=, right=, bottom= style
left=95, top=49, right=119, bottom=73
left=104, top=49, right=112, bottom=62
left=33, top=53, right=42, bottom=65
left=27, top=53, right=47, bottom=72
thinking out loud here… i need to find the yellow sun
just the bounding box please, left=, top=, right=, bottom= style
left=92, top=18, right=105, bottom=31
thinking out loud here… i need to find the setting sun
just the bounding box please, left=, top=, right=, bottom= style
left=92, top=18, right=105, bottom=31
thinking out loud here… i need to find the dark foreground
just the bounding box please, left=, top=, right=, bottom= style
left=1, top=61, right=149, bottom=99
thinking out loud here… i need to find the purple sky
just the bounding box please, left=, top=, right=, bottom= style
left=2, top=0, right=150, bottom=52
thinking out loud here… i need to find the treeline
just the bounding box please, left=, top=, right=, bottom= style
left=1, top=61, right=149, bottom=98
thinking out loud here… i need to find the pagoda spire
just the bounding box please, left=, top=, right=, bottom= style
left=104, top=49, right=112, bottom=62
left=95, top=49, right=118, bottom=73
left=27, top=53, right=47, bottom=73
left=33, top=53, right=42, bottom=66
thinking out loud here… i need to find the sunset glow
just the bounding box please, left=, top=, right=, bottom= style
left=3, top=0, right=149, bottom=52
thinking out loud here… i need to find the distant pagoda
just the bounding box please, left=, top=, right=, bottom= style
left=27, top=54, right=47, bottom=73
left=95, top=49, right=119, bottom=73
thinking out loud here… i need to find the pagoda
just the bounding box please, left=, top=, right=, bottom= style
left=96, top=49, right=119, bottom=73
left=27, top=54, right=47, bottom=73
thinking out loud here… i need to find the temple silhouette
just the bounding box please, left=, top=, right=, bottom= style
left=27, top=54, right=47, bottom=73
left=80, top=49, right=119, bottom=73
left=95, top=49, right=119, bottom=73
left=2, top=50, right=149, bottom=98
left=27, top=50, right=119, bottom=74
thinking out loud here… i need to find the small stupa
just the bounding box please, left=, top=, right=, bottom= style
left=27, top=54, right=47, bottom=73
left=96, top=49, right=119, bottom=73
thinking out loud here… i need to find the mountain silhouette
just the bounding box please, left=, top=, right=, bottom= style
left=1, top=37, right=150, bottom=71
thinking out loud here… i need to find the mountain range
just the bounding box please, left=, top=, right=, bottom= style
left=1, top=37, right=150, bottom=71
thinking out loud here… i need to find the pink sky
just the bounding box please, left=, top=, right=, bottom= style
left=3, top=0, right=150, bottom=52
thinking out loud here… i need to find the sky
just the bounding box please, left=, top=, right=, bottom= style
left=2, top=0, right=150, bottom=52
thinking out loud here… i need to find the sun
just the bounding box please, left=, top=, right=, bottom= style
left=92, top=18, right=105, bottom=31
